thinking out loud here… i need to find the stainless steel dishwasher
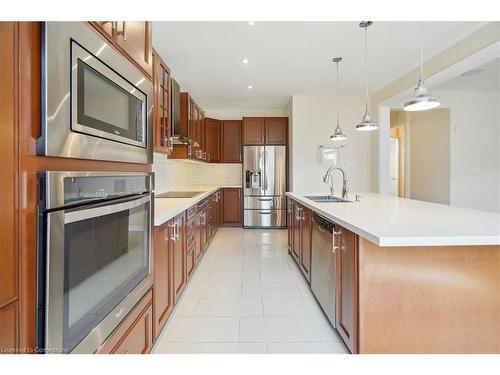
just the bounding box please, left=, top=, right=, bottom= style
left=311, top=212, right=336, bottom=328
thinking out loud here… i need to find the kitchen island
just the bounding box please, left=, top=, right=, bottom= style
left=286, top=192, right=500, bottom=354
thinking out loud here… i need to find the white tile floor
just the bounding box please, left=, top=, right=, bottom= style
left=152, top=227, right=348, bottom=354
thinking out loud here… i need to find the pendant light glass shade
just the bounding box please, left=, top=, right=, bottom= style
left=357, top=21, right=378, bottom=131
left=330, top=57, right=347, bottom=141
left=404, top=22, right=441, bottom=112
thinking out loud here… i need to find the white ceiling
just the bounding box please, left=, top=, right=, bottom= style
left=152, top=21, right=487, bottom=109
left=436, top=57, right=500, bottom=91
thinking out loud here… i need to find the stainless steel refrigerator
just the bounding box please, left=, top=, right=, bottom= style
left=243, top=145, right=287, bottom=228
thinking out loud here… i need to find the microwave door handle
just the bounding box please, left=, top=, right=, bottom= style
left=64, top=195, right=150, bottom=224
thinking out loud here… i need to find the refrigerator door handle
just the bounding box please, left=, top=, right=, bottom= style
left=264, top=149, right=268, bottom=191
left=257, top=198, right=272, bottom=201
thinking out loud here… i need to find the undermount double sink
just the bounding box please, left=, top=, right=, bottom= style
left=156, top=191, right=205, bottom=198
left=304, top=195, right=353, bottom=203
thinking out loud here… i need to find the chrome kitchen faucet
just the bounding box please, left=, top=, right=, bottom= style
left=322, top=166, right=349, bottom=199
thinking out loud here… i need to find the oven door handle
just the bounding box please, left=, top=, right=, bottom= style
left=64, top=195, right=151, bottom=224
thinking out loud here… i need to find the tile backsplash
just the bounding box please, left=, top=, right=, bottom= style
left=153, top=152, right=242, bottom=193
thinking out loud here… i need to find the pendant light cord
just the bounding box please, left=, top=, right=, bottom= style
left=419, top=21, right=424, bottom=81
left=336, top=60, right=340, bottom=127
left=364, top=26, right=369, bottom=114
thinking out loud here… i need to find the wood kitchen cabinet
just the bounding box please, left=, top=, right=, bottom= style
left=186, top=215, right=197, bottom=280
left=171, top=212, right=187, bottom=304
left=242, top=117, right=266, bottom=145
left=204, top=118, right=221, bottom=163
left=242, top=117, right=288, bottom=145
left=170, top=93, right=207, bottom=161
left=220, top=120, right=242, bottom=163
left=335, top=226, right=358, bottom=353
left=153, top=50, right=172, bottom=154
left=153, top=221, right=174, bottom=338
left=97, top=290, right=153, bottom=354
left=289, top=199, right=312, bottom=283
left=89, top=21, right=153, bottom=79
left=221, top=188, right=242, bottom=226
left=287, top=198, right=294, bottom=254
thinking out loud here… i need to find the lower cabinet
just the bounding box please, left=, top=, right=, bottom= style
left=290, top=201, right=312, bottom=283
left=153, top=220, right=174, bottom=338
left=335, top=226, right=358, bottom=353
left=221, top=188, right=242, bottom=226
left=186, top=215, right=197, bottom=280
left=97, top=290, right=153, bottom=354
left=172, top=212, right=187, bottom=303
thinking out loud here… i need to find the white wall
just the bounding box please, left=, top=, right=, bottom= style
left=436, top=88, right=500, bottom=212
left=408, top=109, right=451, bottom=205
left=289, top=95, right=371, bottom=194
left=204, top=108, right=286, bottom=120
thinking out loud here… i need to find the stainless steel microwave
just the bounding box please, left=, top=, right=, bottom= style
left=38, top=22, right=153, bottom=164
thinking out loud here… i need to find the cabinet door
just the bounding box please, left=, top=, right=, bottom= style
left=299, top=206, right=312, bottom=283
left=265, top=117, right=288, bottom=145
left=204, top=118, right=221, bottom=163
left=335, top=227, right=358, bottom=353
left=153, top=223, right=174, bottom=338
left=292, top=204, right=302, bottom=263
left=111, top=302, right=153, bottom=354
left=220, top=120, right=242, bottom=162
left=153, top=50, right=172, bottom=154
left=186, top=217, right=196, bottom=280
left=287, top=199, right=294, bottom=254
left=115, top=21, right=153, bottom=78
left=195, top=212, right=203, bottom=261
left=200, top=209, right=208, bottom=253
left=172, top=213, right=186, bottom=303
left=221, top=188, right=242, bottom=226
left=242, top=117, right=265, bottom=145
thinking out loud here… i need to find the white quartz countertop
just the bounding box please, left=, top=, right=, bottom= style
left=154, top=184, right=242, bottom=226
left=286, top=192, right=500, bottom=247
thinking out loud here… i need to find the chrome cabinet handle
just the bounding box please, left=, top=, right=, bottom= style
left=169, top=222, right=176, bottom=241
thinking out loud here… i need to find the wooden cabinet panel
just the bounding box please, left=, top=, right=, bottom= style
left=220, top=120, right=242, bottom=163
left=115, top=21, right=153, bottom=78
left=186, top=216, right=197, bottom=280
left=153, top=50, right=172, bottom=154
left=111, top=302, right=153, bottom=354
left=265, top=117, right=288, bottom=145
left=0, top=302, right=18, bottom=353
left=153, top=223, right=174, bottom=338
left=172, top=213, right=186, bottom=303
left=221, top=188, right=242, bottom=226
left=292, top=204, right=301, bottom=263
left=89, top=21, right=114, bottom=41
left=204, top=118, right=221, bottom=163
left=336, top=227, right=358, bottom=353
left=287, top=199, right=294, bottom=254
left=97, top=290, right=153, bottom=354
left=242, top=117, right=265, bottom=145
left=299, top=206, right=312, bottom=282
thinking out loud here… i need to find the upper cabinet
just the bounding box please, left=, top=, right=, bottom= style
left=220, top=120, right=242, bottom=163
left=242, top=117, right=288, bottom=145
left=89, top=21, right=153, bottom=79
left=242, top=117, right=265, bottom=145
left=204, top=118, right=221, bottom=163
left=153, top=50, right=172, bottom=154
left=265, top=117, right=288, bottom=145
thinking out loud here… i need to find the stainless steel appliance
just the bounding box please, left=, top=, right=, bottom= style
left=38, top=22, right=153, bottom=164
left=311, top=212, right=336, bottom=327
left=243, top=145, right=286, bottom=228
left=37, top=172, right=153, bottom=353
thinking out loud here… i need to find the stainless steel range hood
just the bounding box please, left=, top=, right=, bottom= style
left=171, top=78, right=199, bottom=147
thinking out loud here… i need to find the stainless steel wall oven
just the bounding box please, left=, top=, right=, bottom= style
left=38, top=22, right=152, bottom=164
left=37, top=172, right=153, bottom=353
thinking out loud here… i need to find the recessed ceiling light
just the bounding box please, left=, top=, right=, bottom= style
left=248, top=85, right=253, bottom=90
left=242, top=58, right=249, bottom=65
left=248, top=21, right=255, bottom=26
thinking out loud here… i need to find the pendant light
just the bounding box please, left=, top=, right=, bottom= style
left=404, top=22, right=441, bottom=111
left=330, top=57, right=347, bottom=141
left=356, top=21, right=378, bottom=131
